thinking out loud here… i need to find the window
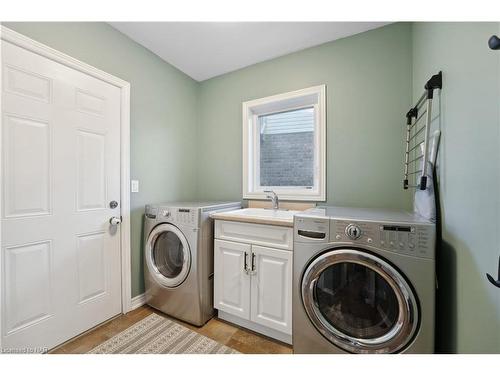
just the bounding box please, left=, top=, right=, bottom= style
left=242, top=85, right=326, bottom=201
left=259, top=107, right=315, bottom=187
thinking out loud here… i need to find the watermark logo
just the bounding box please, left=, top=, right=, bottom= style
left=1, top=347, right=48, bottom=354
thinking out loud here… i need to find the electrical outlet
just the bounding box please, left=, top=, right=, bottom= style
left=131, top=180, right=139, bottom=193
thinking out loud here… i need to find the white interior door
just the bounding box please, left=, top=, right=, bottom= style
left=1, top=40, right=122, bottom=351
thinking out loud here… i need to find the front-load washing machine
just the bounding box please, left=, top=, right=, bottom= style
left=293, top=206, right=435, bottom=353
left=144, top=201, right=240, bottom=326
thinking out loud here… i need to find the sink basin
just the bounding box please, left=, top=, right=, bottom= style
left=230, top=208, right=300, bottom=220
left=211, top=207, right=301, bottom=226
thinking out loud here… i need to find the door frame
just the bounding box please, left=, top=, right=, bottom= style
left=0, top=26, right=133, bottom=346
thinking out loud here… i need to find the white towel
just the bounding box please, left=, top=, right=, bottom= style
left=413, top=161, right=436, bottom=222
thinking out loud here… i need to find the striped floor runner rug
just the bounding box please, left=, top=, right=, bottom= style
left=88, top=313, right=239, bottom=354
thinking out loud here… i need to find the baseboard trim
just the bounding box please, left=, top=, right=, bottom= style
left=130, top=293, right=146, bottom=311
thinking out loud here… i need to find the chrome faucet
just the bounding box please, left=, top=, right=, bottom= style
left=264, top=190, right=279, bottom=210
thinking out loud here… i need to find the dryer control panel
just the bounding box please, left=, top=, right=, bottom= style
left=331, top=220, right=435, bottom=260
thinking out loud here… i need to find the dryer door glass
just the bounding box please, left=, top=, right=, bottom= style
left=146, top=224, right=191, bottom=288
left=301, top=248, right=419, bottom=353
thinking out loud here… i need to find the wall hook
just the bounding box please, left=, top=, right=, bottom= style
left=488, top=35, right=500, bottom=50
left=486, top=255, right=500, bottom=288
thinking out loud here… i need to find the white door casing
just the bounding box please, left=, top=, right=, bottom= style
left=250, top=245, right=292, bottom=334
left=214, top=239, right=251, bottom=319
left=0, top=27, right=131, bottom=351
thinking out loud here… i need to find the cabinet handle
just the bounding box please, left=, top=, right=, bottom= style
left=244, top=251, right=249, bottom=273
left=251, top=253, right=256, bottom=273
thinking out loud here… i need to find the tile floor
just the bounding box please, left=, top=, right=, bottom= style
left=50, top=305, right=293, bottom=354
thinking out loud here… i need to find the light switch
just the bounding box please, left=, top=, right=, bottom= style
left=131, top=180, right=139, bottom=193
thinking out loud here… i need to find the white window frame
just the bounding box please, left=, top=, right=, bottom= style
left=242, top=85, right=326, bottom=201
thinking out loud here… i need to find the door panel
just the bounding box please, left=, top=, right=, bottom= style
left=3, top=240, right=52, bottom=334
left=76, top=231, right=106, bottom=304
left=1, top=40, right=122, bottom=350
left=75, top=89, right=105, bottom=116
left=3, top=114, right=51, bottom=217
left=214, top=239, right=250, bottom=319
left=250, top=245, right=292, bottom=334
left=4, top=64, right=51, bottom=103
left=76, top=129, right=106, bottom=211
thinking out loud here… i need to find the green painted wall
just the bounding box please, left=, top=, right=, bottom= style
left=196, top=23, right=413, bottom=210
left=3, top=22, right=413, bottom=298
left=412, top=22, right=500, bottom=353
left=6, top=24, right=497, bottom=353
left=2, top=22, right=200, bottom=297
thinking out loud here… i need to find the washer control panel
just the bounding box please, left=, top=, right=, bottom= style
left=145, top=205, right=158, bottom=219
left=172, top=208, right=197, bottom=226
left=294, top=217, right=330, bottom=243
left=345, top=224, right=362, bottom=240
left=331, top=219, right=435, bottom=259
left=145, top=205, right=198, bottom=227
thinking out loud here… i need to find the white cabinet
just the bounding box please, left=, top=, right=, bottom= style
left=250, top=245, right=292, bottom=334
left=214, top=240, right=251, bottom=319
left=213, top=221, right=293, bottom=344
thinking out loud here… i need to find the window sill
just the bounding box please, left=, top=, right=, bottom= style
left=243, top=191, right=326, bottom=202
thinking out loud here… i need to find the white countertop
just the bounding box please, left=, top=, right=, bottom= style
left=210, top=208, right=300, bottom=227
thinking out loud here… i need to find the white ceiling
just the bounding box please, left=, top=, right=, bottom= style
left=109, top=22, right=390, bottom=82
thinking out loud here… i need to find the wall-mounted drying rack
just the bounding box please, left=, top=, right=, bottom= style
left=403, top=71, right=442, bottom=190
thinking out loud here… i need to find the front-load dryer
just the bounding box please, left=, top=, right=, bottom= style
left=293, top=206, right=436, bottom=353
left=144, top=201, right=240, bottom=326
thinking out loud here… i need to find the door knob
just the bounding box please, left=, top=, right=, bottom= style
left=109, top=216, right=122, bottom=225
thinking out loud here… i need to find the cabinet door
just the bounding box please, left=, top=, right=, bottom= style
left=214, top=239, right=251, bottom=319
left=250, top=245, right=292, bottom=334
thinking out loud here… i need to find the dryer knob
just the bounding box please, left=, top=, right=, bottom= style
left=162, top=210, right=170, bottom=218
left=345, top=224, right=362, bottom=240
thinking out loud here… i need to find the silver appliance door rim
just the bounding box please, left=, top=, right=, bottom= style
left=145, top=223, right=192, bottom=288
left=301, top=248, right=419, bottom=354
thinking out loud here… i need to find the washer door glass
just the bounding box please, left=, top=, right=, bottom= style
left=301, top=248, right=419, bottom=353
left=315, top=263, right=398, bottom=339
left=146, top=224, right=191, bottom=288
